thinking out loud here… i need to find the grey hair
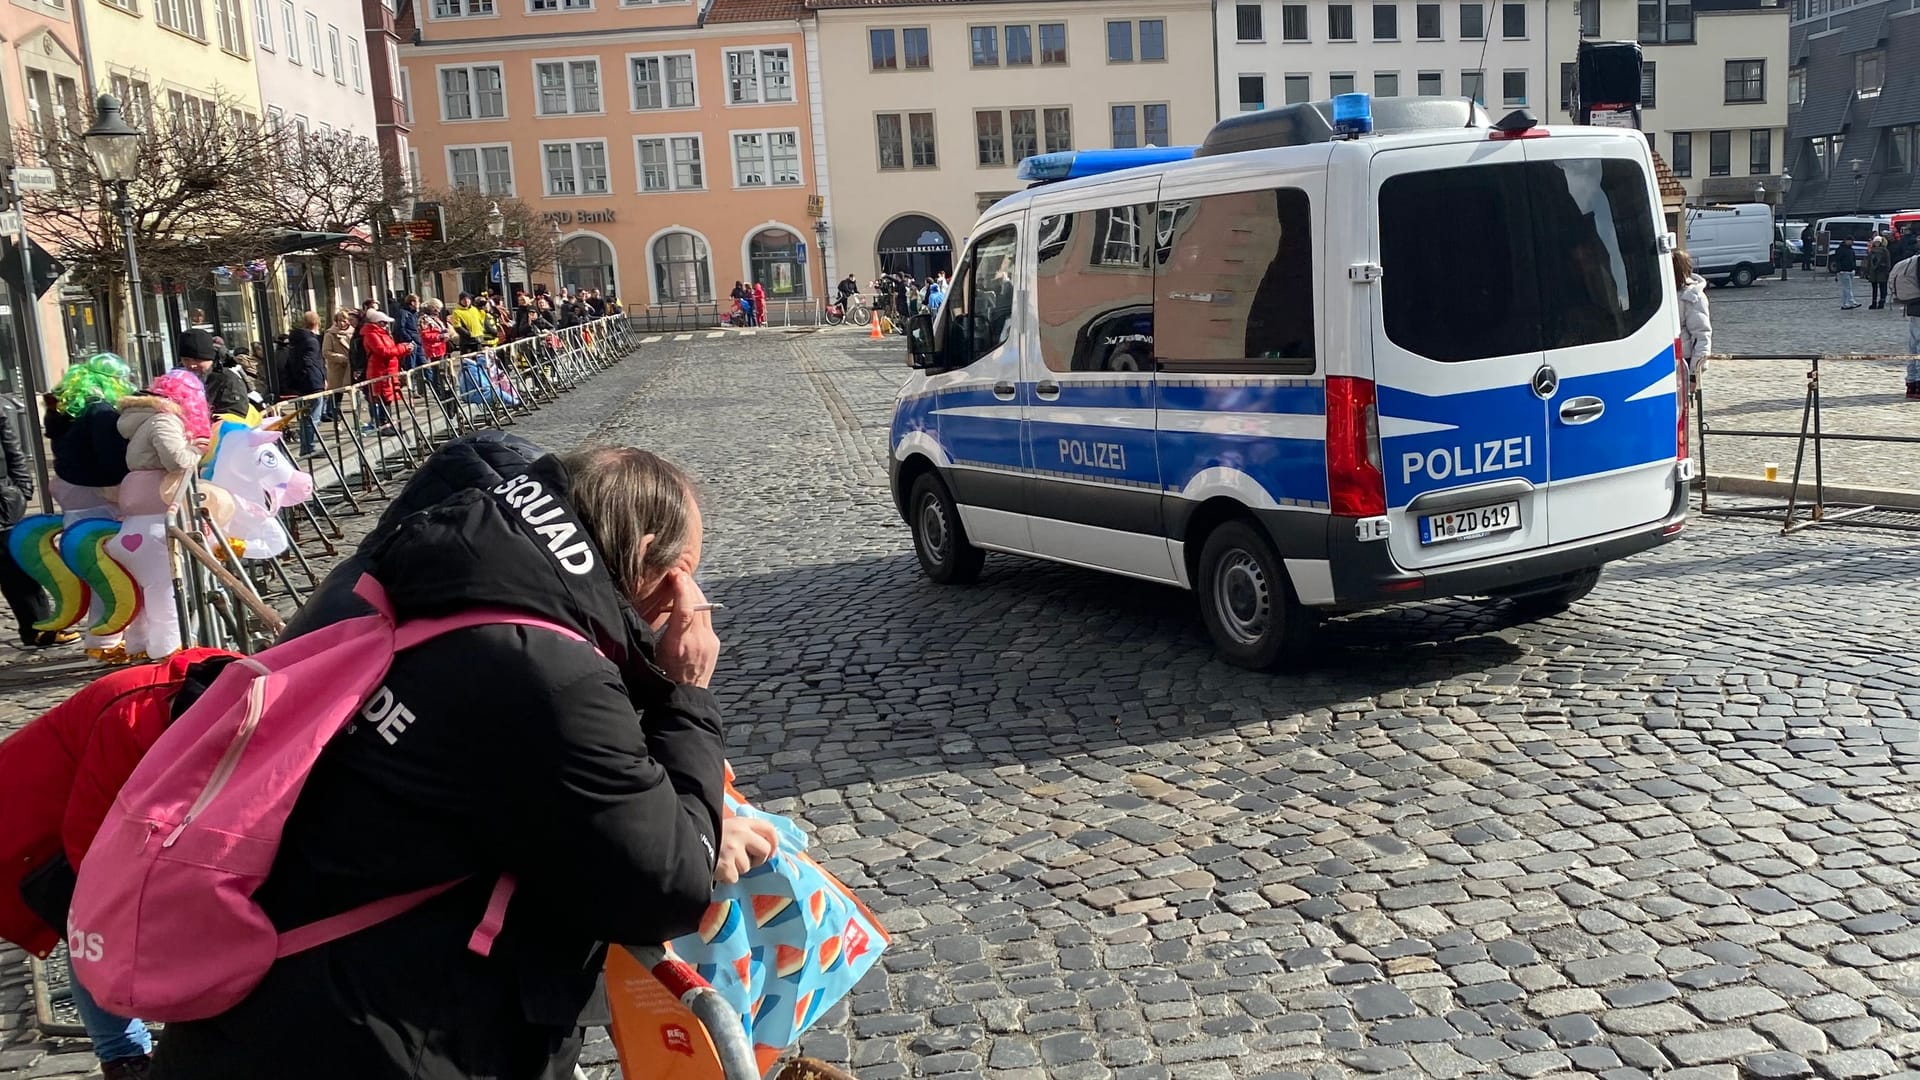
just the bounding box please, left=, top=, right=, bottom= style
left=422, top=298, right=444, bottom=313
left=560, top=446, right=697, bottom=601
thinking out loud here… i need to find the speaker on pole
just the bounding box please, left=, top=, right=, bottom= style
left=1577, top=40, right=1645, bottom=128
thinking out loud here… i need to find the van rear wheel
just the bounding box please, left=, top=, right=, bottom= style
left=909, top=473, right=985, bottom=585
left=1196, top=520, right=1313, bottom=670
left=1731, top=264, right=1757, bottom=288
left=1503, top=566, right=1602, bottom=619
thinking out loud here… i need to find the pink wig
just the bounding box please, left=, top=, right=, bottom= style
left=146, top=369, right=214, bottom=443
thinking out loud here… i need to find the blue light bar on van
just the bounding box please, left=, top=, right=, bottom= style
left=1016, top=146, right=1198, bottom=183
left=1332, top=93, right=1374, bottom=137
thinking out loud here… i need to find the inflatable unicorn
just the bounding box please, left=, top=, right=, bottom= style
left=7, top=396, right=316, bottom=662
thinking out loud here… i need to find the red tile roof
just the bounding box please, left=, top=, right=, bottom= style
left=705, top=0, right=808, bottom=22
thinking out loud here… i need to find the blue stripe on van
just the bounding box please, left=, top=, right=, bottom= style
left=1158, top=431, right=1331, bottom=505
left=1550, top=344, right=1681, bottom=479
left=1157, top=383, right=1326, bottom=416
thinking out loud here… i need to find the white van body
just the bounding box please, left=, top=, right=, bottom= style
left=889, top=113, right=1690, bottom=669
left=1814, top=214, right=1892, bottom=266
left=1685, top=203, right=1775, bottom=286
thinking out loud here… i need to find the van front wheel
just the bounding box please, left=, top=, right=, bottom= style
left=909, top=473, right=985, bottom=585
left=1196, top=520, right=1313, bottom=670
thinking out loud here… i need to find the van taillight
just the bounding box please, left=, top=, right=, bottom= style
left=1326, top=376, right=1386, bottom=517
left=1674, top=337, right=1688, bottom=462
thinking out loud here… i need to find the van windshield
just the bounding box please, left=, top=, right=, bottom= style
left=1379, top=157, right=1661, bottom=363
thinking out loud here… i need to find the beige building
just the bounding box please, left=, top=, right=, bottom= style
left=1555, top=0, right=1789, bottom=203
left=811, top=0, right=1215, bottom=284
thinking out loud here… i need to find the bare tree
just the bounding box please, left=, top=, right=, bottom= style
left=264, top=126, right=399, bottom=236
left=411, top=186, right=558, bottom=286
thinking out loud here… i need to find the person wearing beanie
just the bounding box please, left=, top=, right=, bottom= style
left=175, top=329, right=250, bottom=418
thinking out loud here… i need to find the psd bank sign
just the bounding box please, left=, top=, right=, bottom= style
left=543, top=210, right=617, bottom=226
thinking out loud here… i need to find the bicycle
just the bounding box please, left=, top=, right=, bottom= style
left=821, top=295, right=870, bottom=327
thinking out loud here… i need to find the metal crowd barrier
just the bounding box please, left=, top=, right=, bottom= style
left=631, top=299, right=823, bottom=331
left=169, top=315, right=637, bottom=653
left=1694, top=352, right=1920, bottom=535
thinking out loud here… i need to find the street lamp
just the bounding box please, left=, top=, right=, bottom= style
left=396, top=191, right=418, bottom=298
left=82, top=94, right=156, bottom=379
left=1850, top=158, right=1865, bottom=214
left=486, top=202, right=505, bottom=298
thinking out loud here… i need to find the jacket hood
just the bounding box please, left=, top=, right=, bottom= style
left=1678, top=275, right=1708, bottom=303
left=361, top=452, right=663, bottom=686
left=116, top=394, right=180, bottom=438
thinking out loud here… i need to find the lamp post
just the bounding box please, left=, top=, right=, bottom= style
left=1850, top=158, right=1865, bottom=214
left=486, top=201, right=504, bottom=299
left=397, top=191, right=418, bottom=298
left=82, top=94, right=154, bottom=379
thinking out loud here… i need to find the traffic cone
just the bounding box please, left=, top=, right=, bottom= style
left=869, top=310, right=883, bottom=339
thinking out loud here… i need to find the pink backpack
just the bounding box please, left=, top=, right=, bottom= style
left=67, top=574, right=588, bottom=1022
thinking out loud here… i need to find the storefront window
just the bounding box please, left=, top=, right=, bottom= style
left=748, top=228, right=807, bottom=298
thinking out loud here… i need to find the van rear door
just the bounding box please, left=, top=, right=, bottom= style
left=1369, top=139, right=1552, bottom=572
left=1516, top=136, right=1678, bottom=546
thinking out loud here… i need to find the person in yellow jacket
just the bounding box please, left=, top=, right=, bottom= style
left=448, top=293, right=495, bottom=352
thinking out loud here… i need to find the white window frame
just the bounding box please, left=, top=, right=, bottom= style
left=256, top=0, right=275, bottom=51
left=722, top=45, right=794, bottom=106
left=408, top=148, right=421, bottom=189
left=528, top=0, right=591, bottom=13
left=634, top=132, right=705, bottom=192
left=439, top=62, right=507, bottom=121
left=446, top=142, right=516, bottom=194
left=280, top=0, right=299, bottom=62
left=398, top=67, right=413, bottom=122
left=156, top=0, right=206, bottom=39
left=629, top=50, right=698, bottom=111
left=728, top=127, right=802, bottom=188
left=533, top=56, right=602, bottom=116
left=328, top=25, right=344, bottom=82
left=214, top=0, right=245, bottom=53
left=429, top=0, right=495, bottom=19
left=305, top=13, right=323, bottom=71
left=350, top=38, right=364, bottom=91
left=541, top=138, right=610, bottom=196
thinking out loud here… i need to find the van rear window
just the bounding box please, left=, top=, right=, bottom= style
left=1379, top=158, right=1661, bottom=362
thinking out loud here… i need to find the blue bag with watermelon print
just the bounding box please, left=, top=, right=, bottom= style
left=666, top=770, right=889, bottom=1065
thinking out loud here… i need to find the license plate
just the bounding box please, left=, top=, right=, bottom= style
left=1419, top=501, right=1522, bottom=545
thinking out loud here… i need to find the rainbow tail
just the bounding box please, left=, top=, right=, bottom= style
left=59, top=518, right=140, bottom=637
left=8, top=515, right=87, bottom=632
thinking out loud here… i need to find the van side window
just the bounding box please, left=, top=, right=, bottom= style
left=1154, top=188, right=1316, bottom=375
left=1036, top=203, right=1156, bottom=373
left=941, top=225, right=1021, bottom=364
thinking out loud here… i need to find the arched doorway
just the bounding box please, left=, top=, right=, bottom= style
left=875, top=214, right=952, bottom=282
left=651, top=230, right=713, bottom=303
left=559, top=234, right=617, bottom=295
left=747, top=227, right=808, bottom=299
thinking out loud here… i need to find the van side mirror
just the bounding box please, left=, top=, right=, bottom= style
left=906, top=314, right=939, bottom=368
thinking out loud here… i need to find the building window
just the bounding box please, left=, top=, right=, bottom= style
left=1580, top=0, right=1599, bottom=35
left=1375, top=72, right=1399, bottom=97
left=1415, top=2, right=1440, bottom=38
left=1501, top=69, right=1527, bottom=105
left=536, top=59, right=600, bottom=114
left=350, top=40, right=364, bottom=90
left=970, top=25, right=998, bottom=66
left=442, top=65, right=506, bottom=120
left=1107, top=19, right=1132, bottom=60
left=636, top=135, right=703, bottom=191
left=1328, top=4, right=1354, bottom=39
left=1039, top=22, right=1067, bottom=63
left=1641, top=61, right=1656, bottom=108
left=1239, top=74, right=1266, bottom=111
left=879, top=112, right=935, bottom=168
left=305, top=12, right=323, bottom=69
left=531, top=0, right=592, bottom=10
left=1560, top=62, right=1576, bottom=111
left=876, top=113, right=904, bottom=169
left=1788, top=66, right=1804, bottom=106
left=632, top=53, right=696, bottom=110
left=1005, top=25, right=1033, bottom=64
left=724, top=47, right=793, bottom=104
left=652, top=232, right=712, bottom=303
left=749, top=229, right=807, bottom=298
left=909, top=112, right=936, bottom=166
left=1460, top=3, right=1483, bottom=38
left=732, top=130, right=800, bottom=187
left=1418, top=70, right=1442, bottom=96
left=1750, top=129, right=1770, bottom=174
left=327, top=26, right=344, bottom=80
left=1374, top=4, right=1396, bottom=39
left=1285, top=74, right=1310, bottom=103
left=1111, top=104, right=1136, bottom=147
left=1725, top=60, right=1764, bottom=103
left=448, top=144, right=513, bottom=193
left=974, top=111, right=1005, bottom=165
left=432, top=0, right=493, bottom=13
left=1105, top=20, right=1163, bottom=62
left=1671, top=131, right=1691, bottom=177
left=398, top=68, right=413, bottom=122
left=903, top=27, right=930, bottom=67
left=1282, top=4, right=1308, bottom=39
left=1708, top=130, right=1730, bottom=176
left=868, top=28, right=896, bottom=70
left=1637, top=0, right=1692, bottom=44
left=1888, top=126, right=1913, bottom=173
left=1502, top=2, right=1525, bottom=37
left=1009, top=108, right=1038, bottom=160
left=156, top=0, right=205, bottom=38
left=1140, top=19, right=1165, bottom=60
left=1108, top=103, right=1165, bottom=147
left=1462, top=69, right=1485, bottom=104
left=1853, top=51, right=1882, bottom=97
left=214, top=0, right=245, bottom=53
left=1237, top=3, right=1263, bottom=40
left=256, top=0, right=274, bottom=50
left=1329, top=73, right=1356, bottom=96
left=279, top=0, right=298, bottom=57
left=1044, top=107, right=1071, bottom=151
left=544, top=140, right=608, bottom=195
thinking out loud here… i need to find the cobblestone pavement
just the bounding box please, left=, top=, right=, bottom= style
left=6, top=329, right=1920, bottom=1080
left=1701, top=275, right=1920, bottom=491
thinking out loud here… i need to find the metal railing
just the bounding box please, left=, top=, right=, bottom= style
left=1695, top=352, right=1920, bottom=534
left=629, top=299, right=825, bottom=332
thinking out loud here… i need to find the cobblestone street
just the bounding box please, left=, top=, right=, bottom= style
left=4, top=329, right=1920, bottom=1080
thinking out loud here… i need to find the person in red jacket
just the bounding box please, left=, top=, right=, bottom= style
left=357, top=308, right=409, bottom=438
left=0, top=648, right=240, bottom=1079
left=751, top=280, right=768, bottom=327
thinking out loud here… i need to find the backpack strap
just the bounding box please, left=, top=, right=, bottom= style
left=394, top=609, right=593, bottom=653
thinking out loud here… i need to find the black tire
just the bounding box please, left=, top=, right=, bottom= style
left=1504, top=566, right=1602, bottom=620
left=822, top=307, right=845, bottom=326
left=908, top=472, right=984, bottom=584
left=1195, top=519, right=1314, bottom=670
left=1731, top=264, right=1757, bottom=288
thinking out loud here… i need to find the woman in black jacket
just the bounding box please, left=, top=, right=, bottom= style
left=151, top=442, right=771, bottom=1080
left=284, top=312, right=328, bottom=455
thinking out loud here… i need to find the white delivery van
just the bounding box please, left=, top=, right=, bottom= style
left=889, top=98, right=1691, bottom=670
left=1684, top=203, right=1775, bottom=287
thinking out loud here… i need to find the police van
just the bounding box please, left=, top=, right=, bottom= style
left=888, top=96, right=1691, bottom=670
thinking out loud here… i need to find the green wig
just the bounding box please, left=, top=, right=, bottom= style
left=53, top=354, right=135, bottom=417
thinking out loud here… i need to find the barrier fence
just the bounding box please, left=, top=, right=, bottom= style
left=1695, top=352, right=1920, bottom=535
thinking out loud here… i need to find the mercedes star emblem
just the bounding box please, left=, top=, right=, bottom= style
left=1531, top=366, right=1559, bottom=399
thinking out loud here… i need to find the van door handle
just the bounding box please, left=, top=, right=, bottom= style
left=993, top=381, right=1017, bottom=399
left=1035, top=381, right=1061, bottom=400
left=1558, top=396, right=1605, bottom=424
